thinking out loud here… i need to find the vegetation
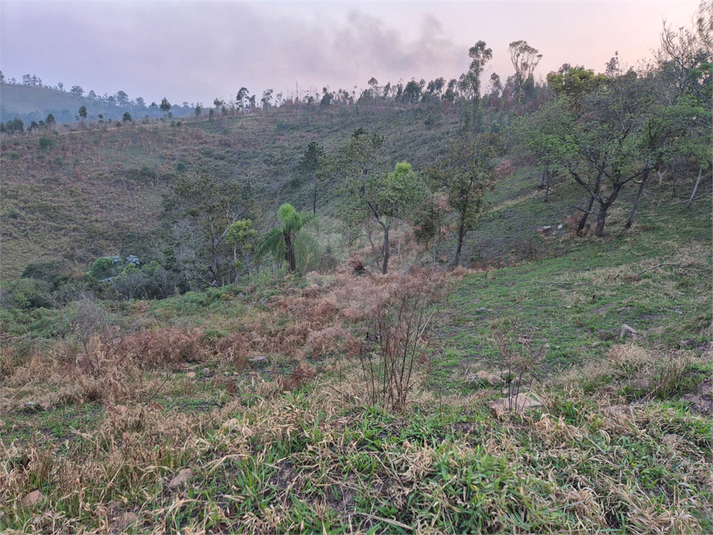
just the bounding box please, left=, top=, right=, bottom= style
left=1, top=4, right=712, bottom=533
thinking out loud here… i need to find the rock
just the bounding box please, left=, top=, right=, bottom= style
left=186, top=372, right=196, bottom=379
left=249, top=356, right=269, bottom=368
left=475, top=307, right=487, bottom=313
left=21, top=490, right=45, bottom=507
left=168, top=468, right=192, bottom=489
left=487, top=308, right=494, bottom=312
left=467, top=371, right=503, bottom=386
left=113, top=512, right=139, bottom=532
left=620, top=324, right=637, bottom=338
left=487, top=394, right=542, bottom=418
left=202, top=368, right=210, bottom=375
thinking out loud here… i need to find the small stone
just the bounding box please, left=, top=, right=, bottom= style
left=620, top=324, right=637, bottom=338
left=186, top=372, right=196, bottom=379
left=202, top=368, right=210, bottom=374
left=22, top=490, right=45, bottom=507
left=487, top=394, right=542, bottom=418
left=476, top=307, right=487, bottom=313
left=557, top=224, right=563, bottom=230
left=249, top=356, right=269, bottom=368
left=487, top=308, right=494, bottom=312
left=168, top=468, right=193, bottom=489
left=487, top=374, right=503, bottom=385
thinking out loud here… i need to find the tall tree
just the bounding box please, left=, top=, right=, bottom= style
left=509, top=40, right=542, bottom=104
left=160, top=97, right=172, bottom=117
left=298, top=141, right=326, bottom=214
left=460, top=41, right=492, bottom=128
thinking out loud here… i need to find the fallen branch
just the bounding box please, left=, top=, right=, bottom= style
left=625, top=263, right=679, bottom=280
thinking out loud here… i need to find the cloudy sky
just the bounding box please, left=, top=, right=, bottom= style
left=0, top=0, right=700, bottom=105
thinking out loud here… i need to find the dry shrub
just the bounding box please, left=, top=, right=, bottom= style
left=341, top=268, right=447, bottom=412
left=114, top=327, right=206, bottom=370
left=608, top=343, right=650, bottom=377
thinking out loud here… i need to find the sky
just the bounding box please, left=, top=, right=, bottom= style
left=0, top=0, right=701, bottom=106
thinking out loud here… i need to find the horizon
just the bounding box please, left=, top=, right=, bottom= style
left=0, top=0, right=702, bottom=106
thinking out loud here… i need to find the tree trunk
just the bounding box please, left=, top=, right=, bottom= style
left=284, top=231, right=296, bottom=272
left=577, top=171, right=602, bottom=234
left=594, top=204, right=609, bottom=237
left=687, top=166, right=703, bottom=207
left=594, top=185, right=622, bottom=237
left=381, top=227, right=390, bottom=274
left=313, top=180, right=317, bottom=215
left=454, top=218, right=466, bottom=267
left=538, top=166, right=546, bottom=189
left=544, top=167, right=552, bottom=203
left=625, top=167, right=650, bottom=229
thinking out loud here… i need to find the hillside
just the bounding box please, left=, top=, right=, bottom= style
left=0, top=83, right=194, bottom=125
left=1, top=105, right=471, bottom=278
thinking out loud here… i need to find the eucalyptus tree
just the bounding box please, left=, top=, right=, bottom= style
left=508, top=41, right=542, bottom=104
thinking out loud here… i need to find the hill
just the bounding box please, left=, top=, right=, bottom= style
left=1, top=104, right=472, bottom=278
left=0, top=83, right=194, bottom=125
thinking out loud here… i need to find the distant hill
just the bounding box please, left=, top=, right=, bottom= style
left=0, top=83, right=194, bottom=124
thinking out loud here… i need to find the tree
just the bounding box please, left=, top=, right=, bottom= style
left=339, top=130, right=428, bottom=273
left=261, top=89, right=273, bottom=113
left=123, top=112, right=132, bottom=122
left=164, top=174, right=248, bottom=286
left=297, top=141, right=326, bottom=214
left=195, top=103, right=202, bottom=117
left=226, top=219, right=257, bottom=282
left=402, top=79, right=423, bottom=104
left=426, top=134, right=501, bottom=266
left=160, top=97, right=171, bottom=117
left=88, top=90, right=97, bottom=99
left=236, top=88, right=249, bottom=113
left=70, top=85, right=84, bottom=97
left=78, top=106, right=88, bottom=120
left=460, top=41, right=492, bottom=127
left=547, top=66, right=608, bottom=110
left=116, top=90, right=129, bottom=106
left=45, top=113, right=56, bottom=128
left=255, top=204, right=320, bottom=273
left=542, top=71, right=671, bottom=236
left=509, top=41, right=542, bottom=104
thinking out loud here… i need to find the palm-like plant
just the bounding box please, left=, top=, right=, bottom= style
left=256, top=203, right=320, bottom=273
